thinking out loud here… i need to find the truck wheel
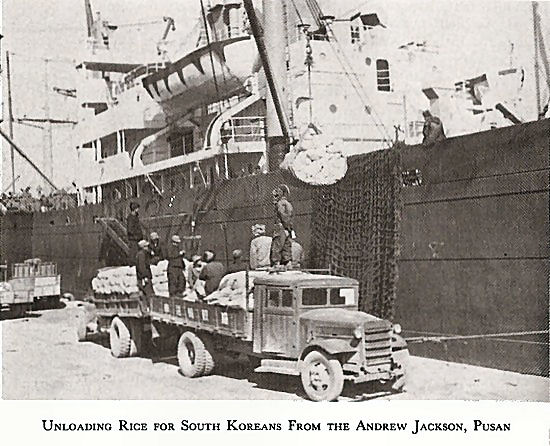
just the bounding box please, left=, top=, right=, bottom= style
left=177, top=332, right=207, bottom=377
left=301, top=350, right=344, bottom=402
left=109, top=317, right=131, bottom=358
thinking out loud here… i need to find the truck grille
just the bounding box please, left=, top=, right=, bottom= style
left=364, top=326, right=392, bottom=371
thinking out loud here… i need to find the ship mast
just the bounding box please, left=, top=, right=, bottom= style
left=243, top=0, right=291, bottom=171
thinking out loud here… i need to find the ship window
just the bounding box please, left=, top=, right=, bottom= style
left=302, top=288, right=327, bottom=306
left=376, top=59, right=391, bottom=91
left=350, top=25, right=361, bottom=44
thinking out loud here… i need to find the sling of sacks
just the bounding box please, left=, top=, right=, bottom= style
left=90, top=261, right=170, bottom=297
left=280, top=126, right=348, bottom=185
left=204, top=271, right=271, bottom=310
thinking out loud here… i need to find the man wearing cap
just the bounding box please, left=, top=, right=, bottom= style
left=199, top=250, right=225, bottom=295
left=227, top=249, right=246, bottom=274
left=136, top=239, right=153, bottom=308
left=126, top=202, right=144, bottom=265
left=270, top=184, right=294, bottom=267
left=187, top=255, right=203, bottom=289
left=149, top=232, right=164, bottom=265
left=167, top=235, right=186, bottom=297
left=249, top=224, right=271, bottom=269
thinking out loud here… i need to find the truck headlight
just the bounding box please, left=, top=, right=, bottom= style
left=393, top=324, right=402, bottom=334
left=353, top=327, right=363, bottom=339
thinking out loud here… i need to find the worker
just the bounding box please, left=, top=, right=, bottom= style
left=270, top=184, right=293, bottom=267
left=249, top=224, right=271, bottom=269
left=227, top=249, right=246, bottom=273
left=199, top=250, right=225, bottom=295
left=167, top=235, right=186, bottom=297
left=291, top=239, right=305, bottom=269
left=126, top=202, right=144, bottom=265
left=135, top=239, right=153, bottom=310
left=187, top=254, right=202, bottom=289
left=422, top=110, right=446, bottom=144
left=149, top=232, right=164, bottom=265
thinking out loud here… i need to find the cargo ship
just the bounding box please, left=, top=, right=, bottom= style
left=1, top=0, right=548, bottom=377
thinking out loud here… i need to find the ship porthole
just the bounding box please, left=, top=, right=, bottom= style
left=365, top=57, right=372, bottom=66
left=329, top=104, right=338, bottom=114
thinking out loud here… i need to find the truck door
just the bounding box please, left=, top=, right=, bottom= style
left=260, top=287, right=297, bottom=355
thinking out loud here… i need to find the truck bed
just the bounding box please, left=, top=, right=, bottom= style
left=94, top=293, right=253, bottom=340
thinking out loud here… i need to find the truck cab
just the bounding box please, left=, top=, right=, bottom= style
left=252, top=272, right=408, bottom=401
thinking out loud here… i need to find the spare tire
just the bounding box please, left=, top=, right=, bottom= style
left=177, top=332, right=207, bottom=378
left=109, top=317, right=131, bottom=358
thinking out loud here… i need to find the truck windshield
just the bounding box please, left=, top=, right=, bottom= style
left=302, top=288, right=356, bottom=306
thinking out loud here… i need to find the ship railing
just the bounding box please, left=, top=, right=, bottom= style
left=114, top=63, right=168, bottom=96
left=220, top=116, right=266, bottom=144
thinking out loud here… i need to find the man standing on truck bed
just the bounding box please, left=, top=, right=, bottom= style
left=127, top=202, right=144, bottom=265
left=270, top=184, right=294, bottom=267
left=136, top=239, right=153, bottom=309
left=167, top=235, right=186, bottom=297
left=249, top=224, right=271, bottom=269
left=199, top=250, right=225, bottom=295
left=149, top=232, right=164, bottom=265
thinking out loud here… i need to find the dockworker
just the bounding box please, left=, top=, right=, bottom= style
left=135, top=239, right=153, bottom=310
left=199, top=250, right=225, bottom=295
left=187, top=254, right=202, bottom=289
left=126, top=202, right=144, bottom=265
left=249, top=224, right=271, bottom=269
left=227, top=249, right=246, bottom=273
left=270, top=184, right=293, bottom=267
left=167, top=235, right=186, bottom=297
left=149, top=231, right=164, bottom=265
left=422, top=110, right=446, bottom=144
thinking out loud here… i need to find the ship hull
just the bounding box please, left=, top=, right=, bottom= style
left=1, top=119, right=548, bottom=376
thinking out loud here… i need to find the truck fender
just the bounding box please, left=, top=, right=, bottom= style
left=298, top=339, right=357, bottom=370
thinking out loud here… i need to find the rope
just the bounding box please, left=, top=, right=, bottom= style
left=405, top=329, right=549, bottom=345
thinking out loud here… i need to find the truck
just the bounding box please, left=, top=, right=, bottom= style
left=80, top=271, right=408, bottom=401
left=0, top=262, right=61, bottom=317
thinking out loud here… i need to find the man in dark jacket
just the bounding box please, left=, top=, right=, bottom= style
left=127, top=202, right=144, bottom=265
left=167, top=235, right=186, bottom=297
left=270, top=184, right=293, bottom=267
left=136, top=239, right=153, bottom=310
left=422, top=110, right=446, bottom=144
left=227, top=249, right=246, bottom=273
left=199, top=250, right=225, bottom=295
left=149, top=232, right=164, bottom=265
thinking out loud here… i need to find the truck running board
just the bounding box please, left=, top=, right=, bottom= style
left=254, top=359, right=299, bottom=376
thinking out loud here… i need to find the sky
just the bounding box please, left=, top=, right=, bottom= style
left=1, top=0, right=549, bottom=193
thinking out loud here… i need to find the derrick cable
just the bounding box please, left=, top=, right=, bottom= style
left=199, top=0, right=222, bottom=112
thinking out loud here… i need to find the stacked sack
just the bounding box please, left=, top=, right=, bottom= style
left=280, top=125, right=348, bottom=185
left=204, top=271, right=271, bottom=310
left=91, top=266, right=139, bottom=296
left=150, top=260, right=169, bottom=297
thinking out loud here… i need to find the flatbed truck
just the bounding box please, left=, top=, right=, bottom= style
left=80, top=271, right=408, bottom=401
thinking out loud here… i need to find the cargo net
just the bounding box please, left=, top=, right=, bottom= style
left=310, top=148, right=402, bottom=320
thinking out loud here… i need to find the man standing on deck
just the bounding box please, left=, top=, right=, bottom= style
left=167, top=235, right=186, bottom=297
left=127, top=202, right=144, bottom=265
left=149, top=232, right=164, bottom=265
left=422, top=110, right=446, bottom=144
left=136, top=239, right=153, bottom=310
left=270, top=184, right=294, bottom=267
left=199, top=250, right=225, bottom=295
left=227, top=249, right=246, bottom=273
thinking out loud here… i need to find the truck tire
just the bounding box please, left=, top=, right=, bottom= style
left=177, top=332, right=207, bottom=378
left=109, top=317, right=131, bottom=358
left=300, top=350, right=344, bottom=402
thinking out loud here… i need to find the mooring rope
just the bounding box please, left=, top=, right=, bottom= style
left=405, top=329, right=549, bottom=345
